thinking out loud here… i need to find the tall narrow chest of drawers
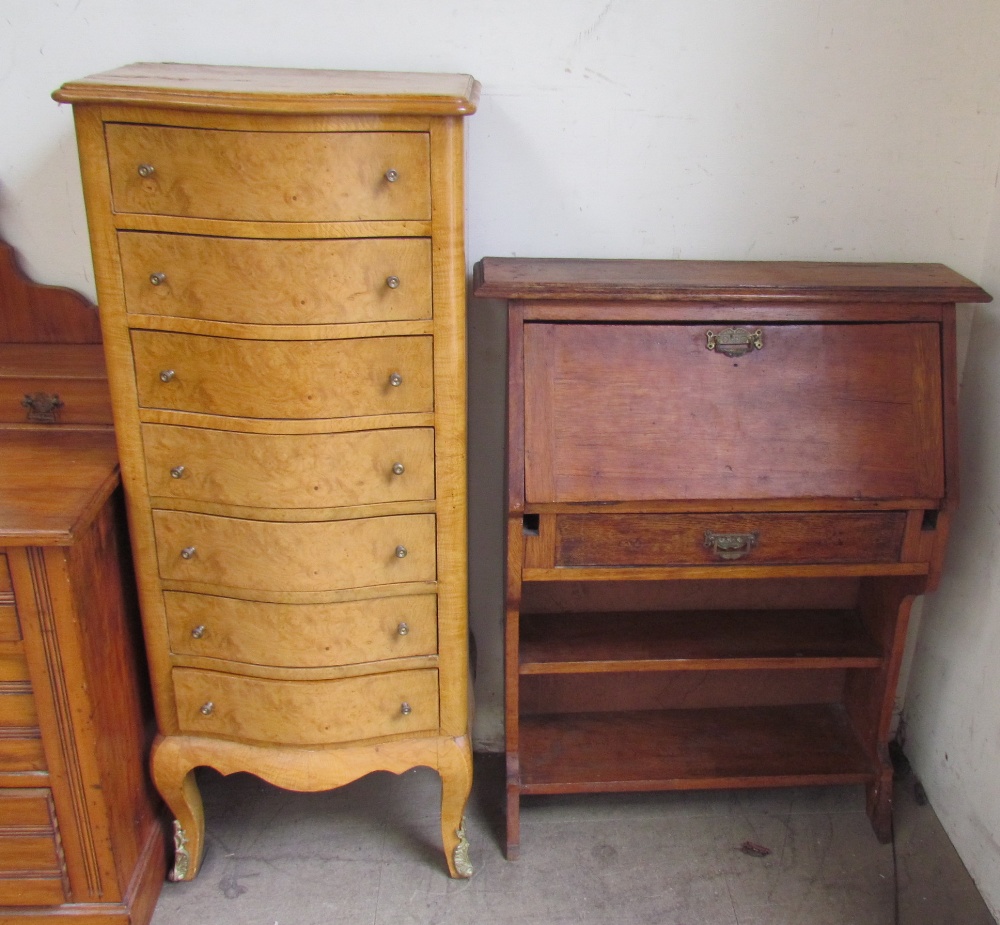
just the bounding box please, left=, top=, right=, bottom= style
left=55, top=63, right=479, bottom=880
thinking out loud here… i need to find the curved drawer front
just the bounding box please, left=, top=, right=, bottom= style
left=119, top=233, right=433, bottom=325
left=166, top=590, right=437, bottom=667
left=142, top=424, right=435, bottom=509
left=133, top=331, right=433, bottom=419
left=106, top=124, right=431, bottom=221
left=154, top=510, right=436, bottom=592
left=555, top=512, right=907, bottom=568
left=173, top=667, right=439, bottom=745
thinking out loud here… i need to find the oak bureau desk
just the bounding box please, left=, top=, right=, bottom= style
left=473, top=256, right=991, bottom=859
left=55, top=63, right=479, bottom=880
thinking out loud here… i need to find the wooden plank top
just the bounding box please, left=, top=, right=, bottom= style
left=473, top=257, right=992, bottom=304
left=0, top=430, right=119, bottom=545
left=54, top=63, right=480, bottom=116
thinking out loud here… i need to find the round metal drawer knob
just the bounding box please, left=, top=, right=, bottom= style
left=180, top=546, right=197, bottom=560
left=200, top=701, right=214, bottom=716
left=389, top=372, right=403, bottom=387
left=397, top=622, right=409, bottom=636
left=400, top=702, right=412, bottom=716
left=170, top=465, right=186, bottom=479
left=159, top=369, right=176, bottom=383
left=386, top=275, right=400, bottom=290
left=395, top=545, right=408, bottom=559
left=385, top=168, right=399, bottom=183
left=137, top=163, right=156, bottom=178
left=149, top=272, right=166, bottom=286
left=392, top=462, right=405, bottom=476
left=191, top=625, right=206, bottom=639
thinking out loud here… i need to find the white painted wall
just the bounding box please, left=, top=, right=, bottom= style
left=3, top=0, right=1000, bottom=913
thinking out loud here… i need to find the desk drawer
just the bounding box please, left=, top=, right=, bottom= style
left=165, top=591, right=437, bottom=667
left=173, top=667, right=439, bottom=745
left=133, top=330, right=433, bottom=419
left=153, top=510, right=436, bottom=592
left=142, top=424, right=435, bottom=509
left=119, top=233, right=433, bottom=325
left=555, top=512, right=907, bottom=568
left=106, top=124, right=431, bottom=221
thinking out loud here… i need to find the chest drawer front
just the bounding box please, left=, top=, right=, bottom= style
left=133, top=331, right=433, bottom=419
left=0, top=789, right=67, bottom=906
left=165, top=591, right=437, bottom=668
left=106, top=124, right=431, bottom=221
left=173, top=667, right=439, bottom=745
left=119, top=233, right=433, bottom=325
left=524, top=322, right=944, bottom=503
left=153, top=510, right=436, bottom=592
left=555, top=512, right=907, bottom=568
left=142, top=424, right=435, bottom=510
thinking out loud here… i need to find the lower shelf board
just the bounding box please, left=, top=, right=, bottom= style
left=517, top=703, right=875, bottom=793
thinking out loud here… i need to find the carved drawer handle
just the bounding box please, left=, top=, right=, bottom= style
left=704, top=531, right=758, bottom=561
left=21, top=392, right=63, bottom=424
left=705, top=327, right=763, bottom=358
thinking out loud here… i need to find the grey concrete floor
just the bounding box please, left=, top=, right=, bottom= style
left=150, top=753, right=996, bottom=925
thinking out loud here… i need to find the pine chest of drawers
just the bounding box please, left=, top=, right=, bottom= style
left=55, top=63, right=479, bottom=880
left=474, top=256, right=991, bottom=859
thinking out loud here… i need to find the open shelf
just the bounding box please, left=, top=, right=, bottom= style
left=519, top=609, right=882, bottom=674
left=518, top=704, right=874, bottom=793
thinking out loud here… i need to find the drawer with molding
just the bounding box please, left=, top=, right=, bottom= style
left=132, top=330, right=433, bottom=419
left=106, top=124, right=431, bottom=222
left=165, top=590, right=438, bottom=668
left=119, top=233, right=433, bottom=325
left=153, top=509, right=436, bottom=592
left=0, top=788, right=67, bottom=906
left=549, top=511, right=908, bottom=569
left=0, top=344, right=111, bottom=426
left=142, top=424, right=435, bottom=509
left=173, top=667, right=439, bottom=745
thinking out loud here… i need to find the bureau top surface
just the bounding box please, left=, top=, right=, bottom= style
left=54, top=62, right=480, bottom=116
left=0, top=430, right=118, bottom=545
left=473, top=257, right=992, bottom=304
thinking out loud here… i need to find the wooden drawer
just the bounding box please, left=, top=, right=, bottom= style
left=133, top=330, right=433, bottom=419
left=0, top=345, right=111, bottom=426
left=173, top=667, right=439, bottom=745
left=153, top=510, right=436, bottom=592
left=106, top=124, right=431, bottom=221
left=142, top=424, right=435, bottom=509
left=0, top=789, right=67, bottom=906
left=165, top=591, right=437, bottom=667
left=119, top=233, right=433, bottom=325
left=524, top=322, right=944, bottom=503
left=554, top=512, right=907, bottom=568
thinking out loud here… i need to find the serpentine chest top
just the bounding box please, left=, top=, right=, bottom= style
left=55, top=62, right=478, bottom=881
left=472, top=256, right=991, bottom=859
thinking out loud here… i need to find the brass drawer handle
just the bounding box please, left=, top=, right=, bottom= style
left=704, top=531, right=758, bottom=561
left=705, top=327, right=763, bottom=358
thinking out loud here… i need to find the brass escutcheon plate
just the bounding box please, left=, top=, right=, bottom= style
left=705, top=327, right=763, bottom=358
